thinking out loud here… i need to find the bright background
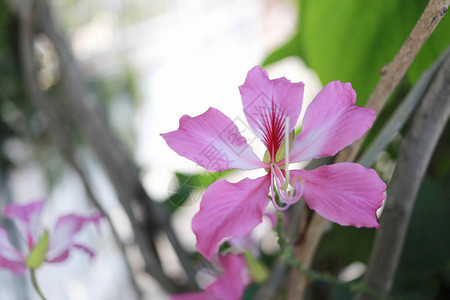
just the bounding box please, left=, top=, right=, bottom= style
left=1, top=0, right=448, bottom=299
left=0, top=0, right=321, bottom=299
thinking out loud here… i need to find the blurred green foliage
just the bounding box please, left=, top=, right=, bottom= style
left=263, top=0, right=450, bottom=106
left=317, top=226, right=375, bottom=270
left=0, top=2, right=30, bottom=176
left=308, top=116, right=449, bottom=300
left=163, top=170, right=232, bottom=213
left=1, top=0, right=448, bottom=297
left=392, top=128, right=450, bottom=299
left=260, top=1, right=450, bottom=299
left=242, top=284, right=260, bottom=300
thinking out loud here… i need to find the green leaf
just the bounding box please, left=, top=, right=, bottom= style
left=244, top=250, right=269, bottom=284
left=263, top=0, right=450, bottom=106
left=242, top=284, right=260, bottom=300
left=316, top=225, right=375, bottom=267
left=263, top=33, right=302, bottom=67
left=26, top=231, right=49, bottom=269
left=392, top=178, right=450, bottom=298
left=163, top=170, right=233, bottom=213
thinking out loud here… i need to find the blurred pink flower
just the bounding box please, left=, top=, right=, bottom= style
left=171, top=253, right=250, bottom=300
left=162, top=66, right=386, bottom=260
left=0, top=199, right=102, bottom=274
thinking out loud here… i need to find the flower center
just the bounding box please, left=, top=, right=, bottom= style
left=256, top=98, right=286, bottom=158
left=268, top=117, right=303, bottom=211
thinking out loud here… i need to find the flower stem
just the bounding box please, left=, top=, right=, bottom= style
left=30, top=269, right=46, bottom=300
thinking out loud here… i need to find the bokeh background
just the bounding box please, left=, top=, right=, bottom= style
left=0, top=0, right=449, bottom=299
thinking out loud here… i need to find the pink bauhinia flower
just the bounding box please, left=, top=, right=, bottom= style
left=171, top=253, right=250, bottom=300
left=0, top=199, right=102, bottom=274
left=162, top=66, right=386, bottom=260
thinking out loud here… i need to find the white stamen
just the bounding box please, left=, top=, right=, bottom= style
left=270, top=164, right=290, bottom=211
left=284, top=116, right=290, bottom=185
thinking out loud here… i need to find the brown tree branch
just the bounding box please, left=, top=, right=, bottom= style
left=339, top=0, right=450, bottom=163
left=286, top=1, right=449, bottom=299
left=358, top=48, right=450, bottom=168
left=13, top=2, right=143, bottom=297
left=354, top=47, right=450, bottom=300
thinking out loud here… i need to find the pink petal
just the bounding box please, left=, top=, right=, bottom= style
left=47, top=250, right=69, bottom=263
left=0, top=227, right=26, bottom=274
left=3, top=199, right=45, bottom=249
left=73, top=244, right=96, bottom=261
left=291, top=163, right=386, bottom=228
left=290, top=81, right=375, bottom=162
left=192, top=175, right=271, bottom=260
left=239, top=66, right=304, bottom=154
left=229, top=235, right=259, bottom=258
left=170, top=293, right=209, bottom=300
left=46, top=213, right=102, bottom=263
left=171, top=254, right=250, bottom=300
left=162, top=107, right=264, bottom=172
left=205, top=254, right=250, bottom=300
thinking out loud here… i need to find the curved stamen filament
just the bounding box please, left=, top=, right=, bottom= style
left=273, top=164, right=303, bottom=205
left=272, top=163, right=286, bottom=186
left=270, top=164, right=303, bottom=210
left=270, top=164, right=290, bottom=211
left=277, top=180, right=302, bottom=205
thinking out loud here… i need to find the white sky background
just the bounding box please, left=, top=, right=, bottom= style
left=1, top=0, right=323, bottom=299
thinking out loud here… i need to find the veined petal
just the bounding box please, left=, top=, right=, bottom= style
left=3, top=199, right=45, bottom=249
left=0, top=227, right=26, bottom=274
left=239, top=66, right=304, bottom=155
left=291, top=163, right=386, bottom=228
left=290, top=81, right=375, bottom=162
left=205, top=254, right=250, bottom=300
left=46, top=213, right=102, bottom=263
left=192, top=175, right=271, bottom=260
left=162, top=107, right=264, bottom=172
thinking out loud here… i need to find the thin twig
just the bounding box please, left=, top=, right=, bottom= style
left=5, top=0, right=198, bottom=292
left=68, top=156, right=144, bottom=299
left=13, top=1, right=143, bottom=297
left=287, top=1, right=450, bottom=299
left=284, top=259, right=388, bottom=300
left=355, top=44, right=450, bottom=300
left=34, top=0, right=197, bottom=290
left=338, top=0, right=450, bottom=163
